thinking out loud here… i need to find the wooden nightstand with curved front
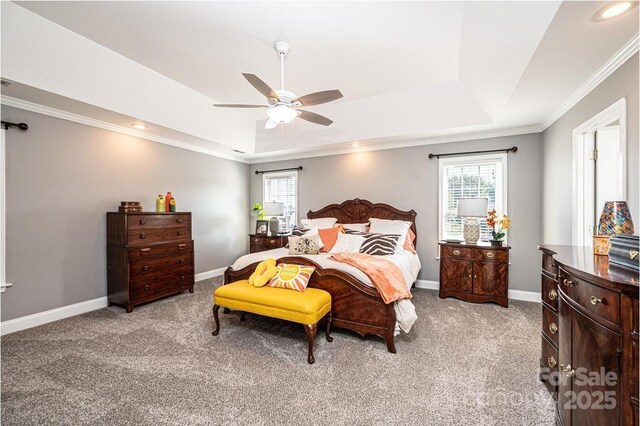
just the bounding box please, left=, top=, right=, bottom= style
left=438, top=241, right=510, bottom=308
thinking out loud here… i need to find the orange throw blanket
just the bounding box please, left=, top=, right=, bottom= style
left=329, top=253, right=412, bottom=304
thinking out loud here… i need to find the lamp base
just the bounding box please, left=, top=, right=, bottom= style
left=269, top=217, right=281, bottom=236
left=463, top=217, right=480, bottom=244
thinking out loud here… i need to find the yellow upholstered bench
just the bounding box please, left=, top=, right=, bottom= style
left=212, top=280, right=333, bottom=364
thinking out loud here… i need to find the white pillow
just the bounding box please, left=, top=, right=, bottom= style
left=342, top=223, right=369, bottom=232
left=368, top=218, right=412, bottom=253
left=329, top=233, right=365, bottom=254
left=300, top=217, right=338, bottom=229
left=302, top=226, right=324, bottom=249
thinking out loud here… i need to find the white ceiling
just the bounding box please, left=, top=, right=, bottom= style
left=3, top=1, right=639, bottom=161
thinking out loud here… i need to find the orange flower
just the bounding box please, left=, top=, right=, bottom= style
left=487, top=209, right=497, bottom=219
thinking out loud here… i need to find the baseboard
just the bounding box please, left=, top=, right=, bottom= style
left=1, top=296, right=108, bottom=336
left=414, top=279, right=541, bottom=302
left=195, top=267, right=227, bottom=282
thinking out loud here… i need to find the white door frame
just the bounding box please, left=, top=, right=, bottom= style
left=572, top=98, right=627, bottom=246
left=0, top=129, right=10, bottom=296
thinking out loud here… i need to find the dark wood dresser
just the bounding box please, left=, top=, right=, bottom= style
left=439, top=241, right=510, bottom=307
left=249, top=234, right=288, bottom=253
left=107, top=212, right=194, bottom=312
left=539, top=245, right=639, bottom=425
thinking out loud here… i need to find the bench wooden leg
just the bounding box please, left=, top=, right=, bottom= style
left=325, top=311, right=333, bottom=342
left=240, top=311, right=246, bottom=321
left=304, top=324, right=317, bottom=364
left=212, top=304, right=221, bottom=336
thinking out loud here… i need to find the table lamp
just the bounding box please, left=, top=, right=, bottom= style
left=594, top=201, right=635, bottom=255
left=264, top=202, right=284, bottom=235
left=457, top=198, right=489, bottom=244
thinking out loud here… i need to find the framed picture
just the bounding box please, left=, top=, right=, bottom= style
left=255, top=220, right=269, bottom=235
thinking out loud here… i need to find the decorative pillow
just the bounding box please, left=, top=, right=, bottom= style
left=342, top=223, right=369, bottom=232
left=292, top=226, right=309, bottom=236
left=288, top=235, right=321, bottom=255
left=329, top=232, right=366, bottom=254
left=369, top=218, right=412, bottom=253
left=300, top=217, right=338, bottom=229
left=248, top=258, right=278, bottom=287
left=344, top=229, right=366, bottom=236
left=318, top=225, right=344, bottom=252
left=359, top=233, right=401, bottom=256
left=267, top=263, right=316, bottom=291
left=403, top=229, right=417, bottom=254
left=299, top=226, right=324, bottom=249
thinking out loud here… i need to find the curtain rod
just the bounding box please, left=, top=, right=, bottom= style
left=428, top=146, right=517, bottom=159
left=254, top=166, right=303, bottom=175
left=1, top=121, right=28, bottom=131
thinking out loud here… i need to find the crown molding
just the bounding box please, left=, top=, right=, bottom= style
left=542, top=33, right=639, bottom=130
left=246, top=124, right=543, bottom=164
left=0, top=96, right=248, bottom=164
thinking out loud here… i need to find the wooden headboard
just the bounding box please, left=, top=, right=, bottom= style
left=307, top=199, right=417, bottom=245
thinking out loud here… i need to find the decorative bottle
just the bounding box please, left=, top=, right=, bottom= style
left=165, top=192, right=173, bottom=212
left=169, top=198, right=176, bottom=212
left=156, top=195, right=165, bottom=212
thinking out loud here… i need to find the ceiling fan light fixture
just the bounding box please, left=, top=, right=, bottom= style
left=267, top=105, right=297, bottom=123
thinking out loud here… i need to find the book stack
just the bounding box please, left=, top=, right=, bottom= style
left=118, top=201, right=143, bottom=213
left=608, top=234, right=639, bottom=271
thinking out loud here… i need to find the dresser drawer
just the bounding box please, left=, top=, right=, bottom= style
left=130, top=252, right=193, bottom=278
left=127, top=227, right=191, bottom=245
left=128, top=241, right=193, bottom=259
left=473, top=248, right=508, bottom=262
left=130, top=270, right=193, bottom=301
left=542, top=304, right=559, bottom=346
left=251, top=236, right=286, bottom=248
left=542, top=274, right=559, bottom=311
left=441, top=245, right=472, bottom=259
left=559, top=270, right=620, bottom=327
left=540, top=334, right=558, bottom=395
left=127, top=214, right=190, bottom=230
left=542, top=254, right=557, bottom=276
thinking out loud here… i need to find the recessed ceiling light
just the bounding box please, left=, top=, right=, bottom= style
left=352, top=141, right=360, bottom=147
left=131, top=123, right=148, bottom=130
left=593, top=1, right=637, bottom=21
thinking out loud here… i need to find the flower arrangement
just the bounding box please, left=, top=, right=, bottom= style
left=250, top=203, right=264, bottom=219
left=486, top=209, right=511, bottom=244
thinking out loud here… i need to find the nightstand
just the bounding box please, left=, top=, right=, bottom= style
left=249, top=234, right=289, bottom=253
left=438, top=241, right=510, bottom=308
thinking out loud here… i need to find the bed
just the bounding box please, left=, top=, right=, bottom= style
left=223, top=198, right=419, bottom=353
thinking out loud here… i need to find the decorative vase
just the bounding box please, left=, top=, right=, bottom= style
left=490, top=240, right=504, bottom=247
left=269, top=216, right=281, bottom=235
left=463, top=217, right=480, bottom=244
left=165, top=192, right=173, bottom=212
left=156, top=195, right=165, bottom=212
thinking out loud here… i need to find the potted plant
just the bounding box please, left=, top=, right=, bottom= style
left=250, top=203, right=264, bottom=220
left=486, top=210, right=511, bottom=246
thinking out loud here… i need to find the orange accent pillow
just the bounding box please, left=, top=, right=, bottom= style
left=403, top=229, right=417, bottom=254
left=267, top=263, right=316, bottom=291
left=318, top=225, right=344, bottom=252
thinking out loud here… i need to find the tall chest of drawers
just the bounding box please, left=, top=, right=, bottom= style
left=107, top=212, right=194, bottom=312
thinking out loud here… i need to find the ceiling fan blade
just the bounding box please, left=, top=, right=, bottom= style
left=293, top=90, right=343, bottom=106
left=242, top=73, right=280, bottom=102
left=213, top=104, right=268, bottom=108
left=265, top=119, right=279, bottom=130
left=297, top=110, right=333, bottom=126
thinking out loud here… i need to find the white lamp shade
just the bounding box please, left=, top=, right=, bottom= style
left=457, top=198, right=488, bottom=217
left=264, top=202, right=284, bottom=216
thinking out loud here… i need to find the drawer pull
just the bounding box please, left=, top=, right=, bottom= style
left=177, top=230, right=182, bottom=236
left=177, top=218, right=183, bottom=224
left=560, top=364, right=575, bottom=378
left=549, top=322, right=558, bottom=334
left=547, top=356, right=557, bottom=368
left=453, top=249, right=461, bottom=256
left=139, top=233, right=146, bottom=239
left=254, top=239, right=259, bottom=243
left=178, top=259, right=185, bottom=265
left=270, top=239, right=276, bottom=244
left=143, top=265, right=150, bottom=271
left=178, top=243, right=187, bottom=250
left=590, top=296, right=602, bottom=305
left=486, top=252, right=495, bottom=258
left=180, top=275, right=186, bottom=281
left=563, top=278, right=576, bottom=287
left=144, top=284, right=150, bottom=290
left=140, top=248, right=151, bottom=255
left=548, top=289, right=558, bottom=300
left=630, top=250, right=639, bottom=260
left=139, top=219, right=145, bottom=225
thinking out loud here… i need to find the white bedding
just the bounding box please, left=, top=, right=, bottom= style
left=230, top=248, right=421, bottom=333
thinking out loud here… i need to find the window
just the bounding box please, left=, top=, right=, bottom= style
left=263, top=171, right=298, bottom=231
left=439, top=153, right=507, bottom=242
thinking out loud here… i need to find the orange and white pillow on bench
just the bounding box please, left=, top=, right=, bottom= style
left=267, top=263, right=316, bottom=292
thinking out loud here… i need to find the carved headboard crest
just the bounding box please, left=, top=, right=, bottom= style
left=307, top=198, right=417, bottom=245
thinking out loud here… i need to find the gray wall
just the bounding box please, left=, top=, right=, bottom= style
left=543, top=53, right=639, bottom=244
left=2, top=106, right=249, bottom=321
left=249, top=133, right=544, bottom=293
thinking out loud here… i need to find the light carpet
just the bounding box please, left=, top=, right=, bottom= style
left=2, top=277, right=554, bottom=425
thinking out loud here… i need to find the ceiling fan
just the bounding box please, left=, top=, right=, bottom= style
left=214, top=41, right=343, bottom=130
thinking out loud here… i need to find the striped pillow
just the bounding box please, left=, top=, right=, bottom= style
left=347, top=232, right=401, bottom=256
left=292, top=226, right=309, bottom=236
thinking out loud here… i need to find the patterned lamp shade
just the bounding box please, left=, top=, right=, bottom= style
left=597, top=201, right=634, bottom=236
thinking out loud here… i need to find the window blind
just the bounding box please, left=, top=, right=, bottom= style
left=441, top=159, right=503, bottom=241
left=263, top=173, right=297, bottom=231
